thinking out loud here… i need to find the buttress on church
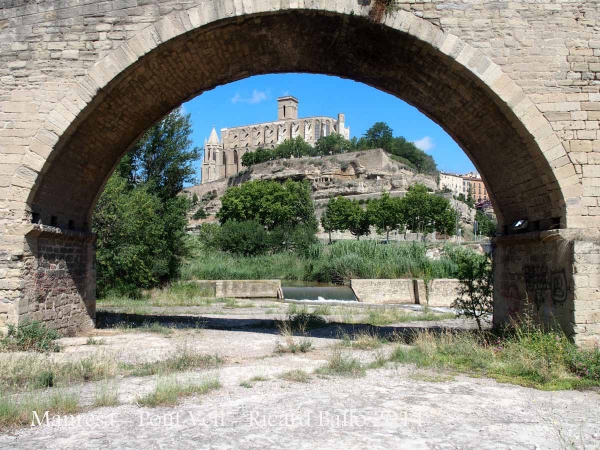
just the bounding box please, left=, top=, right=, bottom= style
left=201, top=96, right=350, bottom=184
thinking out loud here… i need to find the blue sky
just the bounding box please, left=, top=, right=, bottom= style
left=183, top=73, right=475, bottom=178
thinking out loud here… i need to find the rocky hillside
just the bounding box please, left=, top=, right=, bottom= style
left=184, top=149, right=438, bottom=226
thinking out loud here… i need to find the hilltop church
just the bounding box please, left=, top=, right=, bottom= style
left=201, top=96, right=350, bottom=183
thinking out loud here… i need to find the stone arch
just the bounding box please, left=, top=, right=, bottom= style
left=2, top=2, right=596, bottom=343
left=234, top=150, right=239, bottom=173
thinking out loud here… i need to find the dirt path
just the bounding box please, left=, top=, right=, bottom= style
left=1, top=314, right=599, bottom=449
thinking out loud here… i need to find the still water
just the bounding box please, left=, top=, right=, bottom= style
left=281, top=281, right=357, bottom=302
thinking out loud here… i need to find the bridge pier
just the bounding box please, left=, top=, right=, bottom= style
left=0, top=225, right=95, bottom=336
left=494, top=230, right=600, bottom=347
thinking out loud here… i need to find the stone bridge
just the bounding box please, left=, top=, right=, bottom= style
left=0, top=0, right=599, bottom=344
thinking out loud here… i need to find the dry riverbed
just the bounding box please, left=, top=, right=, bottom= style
left=0, top=301, right=598, bottom=449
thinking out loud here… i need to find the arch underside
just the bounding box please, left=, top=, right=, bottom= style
left=31, top=10, right=564, bottom=229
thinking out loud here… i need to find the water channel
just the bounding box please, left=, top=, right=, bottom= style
left=281, top=281, right=358, bottom=302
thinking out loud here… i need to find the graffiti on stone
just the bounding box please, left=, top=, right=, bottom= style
left=523, top=265, right=569, bottom=308
left=551, top=269, right=568, bottom=306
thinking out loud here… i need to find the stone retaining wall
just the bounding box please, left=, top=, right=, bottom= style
left=194, top=280, right=281, bottom=299
left=351, top=278, right=460, bottom=307
left=426, top=279, right=461, bottom=308
left=350, top=279, right=418, bottom=305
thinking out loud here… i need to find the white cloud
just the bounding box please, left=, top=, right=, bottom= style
left=413, top=136, right=435, bottom=152
left=230, top=89, right=268, bottom=104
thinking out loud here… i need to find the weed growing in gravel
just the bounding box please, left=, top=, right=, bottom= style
left=240, top=375, right=268, bottom=388
left=316, top=349, right=365, bottom=377
left=137, top=377, right=220, bottom=407
left=86, top=337, right=106, bottom=346
left=340, top=329, right=386, bottom=350
left=0, top=389, right=79, bottom=429
left=390, top=323, right=600, bottom=390
left=366, top=308, right=454, bottom=326
left=122, top=344, right=222, bottom=377
left=275, top=321, right=313, bottom=354
left=0, top=321, right=61, bottom=353
left=279, top=370, right=311, bottom=383
left=0, top=352, right=118, bottom=391
left=93, top=381, right=120, bottom=407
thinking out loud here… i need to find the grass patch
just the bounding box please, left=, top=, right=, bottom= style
left=340, top=329, right=386, bottom=350
left=137, top=377, right=220, bottom=407
left=274, top=320, right=314, bottom=354
left=0, top=352, right=118, bottom=391
left=86, top=337, right=106, bottom=346
left=240, top=375, right=268, bottom=388
left=0, top=389, right=79, bottom=429
left=217, top=298, right=255, bottom=309
left=366, top=308, right=454, bottom=326
left=390, top=325, right=600, bottom=390
left=93, top=381, right=120, bottom=407
left=122, top=344, right=222, bottom=377
left=313, top=305, right=332, bottom=316
left=279, top=370, right=311, bottom=383
left=409, top=372, right=455, bottom=383
left=316, top=349, right=365, bottom=377
left=98, top=281, right=216, bottom=308
left=182, top=239, right=469, bottom=284
left=0, top=321, right=61, bottom=353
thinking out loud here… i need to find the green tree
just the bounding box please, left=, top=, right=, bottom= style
left=93, top=176, right=189, bottom=296
left=117, top=107, right=200, bottom=200
left=452, top=251, right=493, bottom=331
left=360, top=122, right=437, bottom=174
left=274, top=136, right=314, bottom=159
left=475, top=210, right=497, bottom=238
left=93, top=107, right=198, bottom=296
left=346, top=200, right=371, bottom=240
left=321, top=196, right=351, bottom=243
left=217, top=179, right=317, bottom=231
left=322, top=196, right=370, bottom=240
left=363, top=122, right=394, bottom=151
left=367, top=192, right=404, bottom=241
left=315, top=133, right=353, bottom=155
left=391, top=137, right=437, bottom=174
left=401, top=184, right=457, bottom=235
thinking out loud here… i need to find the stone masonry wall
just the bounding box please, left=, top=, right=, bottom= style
left=494, top=230, right=600, bottom=347
left=0, top=0, right=599, bottom=339
left=16, top=226, right=96, bottom=335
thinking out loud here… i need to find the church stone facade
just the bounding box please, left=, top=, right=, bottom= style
left=201, top=96, right=350, bottom=183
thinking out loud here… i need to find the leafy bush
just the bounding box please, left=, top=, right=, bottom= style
left=215, top=220, right=269, bottom=256
left=0, top=321, right=61, bottom=353
left=192, top=207, right=207, bottom=220
left=451, top=249, right=493, bottom=331
left=196, top=222, right=221, bottom=248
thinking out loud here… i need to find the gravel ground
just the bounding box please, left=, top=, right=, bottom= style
left=1, top=308, right=599, bottom=449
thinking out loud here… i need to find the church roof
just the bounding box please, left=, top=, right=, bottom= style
left=207, top=126, right=220, bottom=144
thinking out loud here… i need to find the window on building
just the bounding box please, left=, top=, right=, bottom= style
left=315, top=121, right=321, bottom=140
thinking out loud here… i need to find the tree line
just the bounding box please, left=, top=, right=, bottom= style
left=241, top=122, right=437, bottom=175
left=321, top=184, right=457, bottom=241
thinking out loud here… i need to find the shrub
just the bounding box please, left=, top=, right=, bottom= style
left=192, top=207, right=207, bottom=220
left=452, top=250, right=493, bottom=331
left=0, top=321, right=61, bottom=353
left=216, top=220, right=269, bottom=256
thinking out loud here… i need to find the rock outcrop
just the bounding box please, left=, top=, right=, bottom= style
left=184, top=149, right=438, bottom=225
